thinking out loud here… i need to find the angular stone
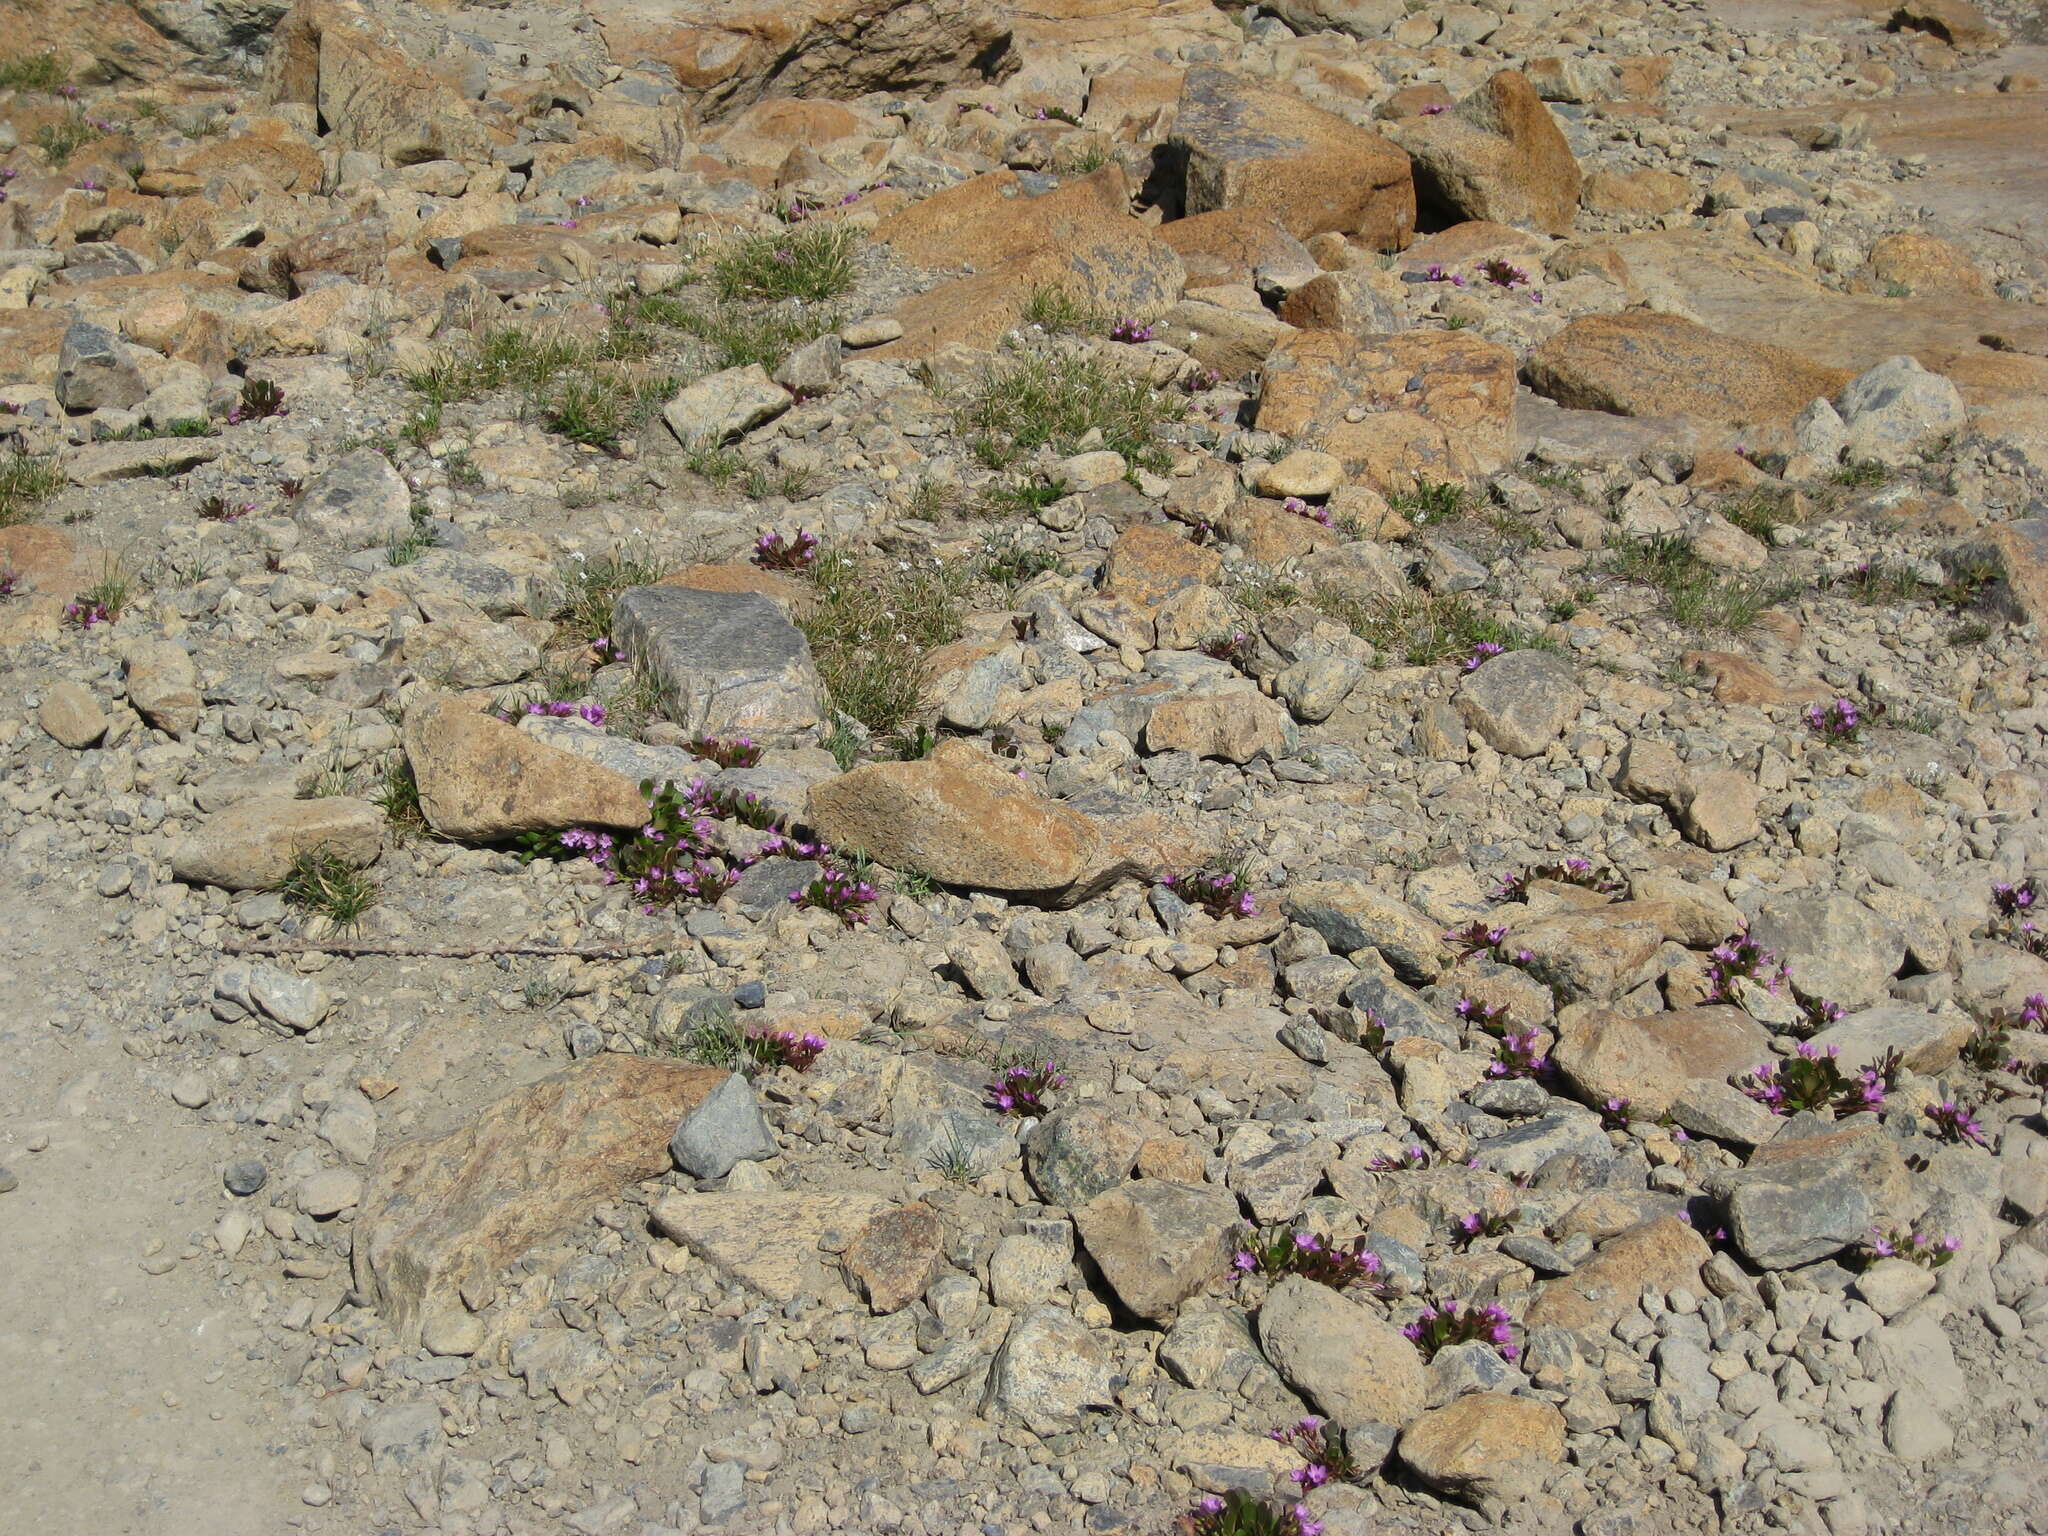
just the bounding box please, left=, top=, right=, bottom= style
left=653, top=1190, right=894, bottom=1301
left=1834, top=354, right=1967, bottom=467
left=1257, top=1274, right=1426, bottom=1423
left=1157, top=208, right=1319, bottom=290
left=1808, top=1004, right=1972, bottom=1075
left=1026, top=1104, right=1146, bottom=1208
left=171, top=795, right=384, bottom=891
left=1507, top=902, right=1667, bottom=1002
left=403, top=695, right=649, bottom=840
left=1553, top=1004, right=1768, bottom=1118
left=660, top=363, right=791, bottom=445
left=669, top=1071, right=778, bottom=1178
left=56, top=320, right=146, bottom=411
left=354, top=1058, right=725, bottom=1345
left=1667, top=1079, right=1783, bottom=1148
left=38, top=680, right=106, bottom=748
left=611, top=586, right=824, bottom=738
left=808, top=739, right=1104, bottom=900
left=1679, top=768, right=1761, bottom=851
left=1175, top=67, right=1415, bottom=248
left=1709, top=1123, right=1912, bottom=1269
left=845, top=1202, right=946, bottom=1314
left=1525, top=1216, right=1710, bottom=1334
left=1580, top=167, right=1694, bottom=217
left=1399, top=1393, right=1567, bottom=1502
left=399, top=615, right=540, bottom=689
left=1284, top=880, right=1447, bottom=983
left=982, top=1305, right=1114, bottom=1423
left=1145, top=690, right=1296, bottom=764
left=1747, top=892, right=1905, bottom=1009
left=1100, top=523, right=1222, bottom=613
left=1073, top=1179, right=1240, bottom=1324
left=1456, top=649, right=1582, bottom=758
left=1398, top=71, right=1582, bottom=237
left=1525, top=312, right=1852, bottom=432
left=295, top=447, right=415, bottom=548
left=64, top=436, right=223, bottom=484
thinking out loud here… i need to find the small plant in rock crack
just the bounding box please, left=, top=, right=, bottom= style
left=1174, top=1489, right=1324, bottom=1536
left=1474, top=256, right=1535, bottom=291
left=1702, top=933, right=1789, bottom=1002
left=1865, top=1220, right=1961, bottom=1269
left=1800, top=995, right=1846, bottom=1031
left=790, top=866, right=877, bottom=924
left=228, top=377, right=287, bottom=424
left=1454, top=995, right=1513, bottom=1037
left=1460, top=640, right=1504, bottom=671
left=687, top=733, right=763, bottom=769
left=1452, top=1208, right=1517, bottom=1247
left=1282, top=495, right=1333, bottom=528
left=274, top=845, right=379, bottom=929
left=985, top=1060, right=1067, bottom=1116
left=1991, top=880, right=2048, bottom=955
left=197, top=494, right=252, bottom=522
left=752, top=528, right=819, bottom=570
left=1446, top=920, right=1507, bottom=959
left=700, top=783, right=780, bottom=830
left=1486, top=1028, right=1550, bottom=1081
left=1161, top=867, right=1257, bottom=919
left=1403, top=1299, right=1519, bottom=1361
left=1923, top=1097, right=1989, bottom=1147
left=1738, top=1040, right=1889, bottom=1116
left=0, top=567, right=19, bottom=599
left=1491, top=857, right=1626, bottom=901
left=749, top=1027, right=827, bottom=1071
left=1804, top=695, right=1882, bottom=744
left=1200, top=631, right=1255, bottom=668
left=1598, top=1095, right=1634, bottom=1130
left=1351, top=1007, right=1390, bottom=1056
left=514, top=699, right=606, bottom=725
left=1232, top=1225, right=1390, bottom=1294
left=1368, top=1142, right=1432, bottom=1171
left=1107, top=317, right=1155, bottom=343
left=1965, top=994, right=2045, bottom=1072
left=1269, top=1417, right=1358, bottom=1488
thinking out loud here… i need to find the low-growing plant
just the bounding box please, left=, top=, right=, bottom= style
left=799, top=552, right=969, bottom=736
left=1367, top=1142, right=1431, bottom=1171
left=790, top=865, right=878, bottom=925
left=688, top=734, right=763, bottom=769
left=1200, top=631, right=1255, bottom=669
left=1864, top=1220, right=1960, bottom=1268
left=1832, top=460, right=1889, bottom=488
left=958, top=352, right=1174, bottom=471
left=197, top=494, right=252, bottom=522
left=985, top=1059, right=1067, bottom=1116
left=228, top=377, right=288, bottom=424
left=1738, top=1040, right=1891, bottom=1116
left=1268, top=1417, right=1358, bottom=1488
left=711, top=223, right=859, bottom=304
left=1992, top=879, right=2048, bottom=955
left=1161, top=868, right=1257, bottom=919
left=1447, top=921, right=1509, bottom=960
left=1386, top=477, right=1468, bottom=524
left=0, top=450, right=64, bottom=526
left=1452, top=1208, right=1517, bottom=1246
left=1021, top=286, right=1106, bottom=334
left=753, top=529, right=819, bottom=570
left=274, top=845, right=379, bottom=929
left=1492, top=857, right=1625, bottom=901
left=1604, top=532, right=1794, bottom=634
left=0, top=51, right=65, bottom=91
left=1232, top=1225, right=1390, bottom=1294
left=1702, top=933, right=1789, bottom=1003
left=556, top=544, right=667, bottom=643
left=1174, top=1489, right=1324, bottom=1536
left=1403, top=1299, right=1519, bottom=1361
left=375, top=757, right=432, bottom=840
left=1486, top=1029, right=1550, bottom=1081
left=1922, top=1097, right=1988, bottom=1147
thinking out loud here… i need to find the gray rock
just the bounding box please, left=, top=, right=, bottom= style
left=981, top=1305, right=1114, bottom=1422
left=360, top=1401, right=444, bottom=1475
left=670, top=1072, right=777, bottom=1178
left=1160, top=1305, right=1272, bottom=1392
left=1426, top=1340, right=1515, bottom=1405
left=726, top=857, right=821, bottom=918
left=224, top=1159, right=268, bottom=1196
left=1257, top=1274, right=1426, bottom=1423
left=1748, top=893, right=1905, bottom=1010
left=295, top=448, right=414, bottom=548
left=56, top=320, right=146, bottom=411
left=1073, top=1179, right=1240, bottom=1323
left=249, top=966, right=335, bottom=1032
left=1835, top=355, right=1966, bottom=467
left=1455, top=649, right=1583, bottom=757
left=612, top=586, right=825, bottom=739
left=698, top=1458, right=748, bottom=1525
left=1026, top=1104, right=1144, bottom=1207
left=1283, top=880, right=1446, bottom=982
left=1467, top=1111, right=1609, bottom=1181
left=1714, top=1154, right=1875, bottom=1269
left=518, top=715, right=710, bottom=787
left=661, top=364, right=792, bottom=445
left=1275, top=656, right=1364, bottom=723
left=1808, top=1004, right=1970, bottom=1075
left=387, top=549, right=545, bottom=617
left=772, top=334, right=843, bottom=397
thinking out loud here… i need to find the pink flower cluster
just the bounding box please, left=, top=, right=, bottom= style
left=1404, top=1299, right=1518, bottom=1361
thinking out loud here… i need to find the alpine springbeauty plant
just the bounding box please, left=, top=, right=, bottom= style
left=1923, top=1098, right=1988, bottom=1147
left=1232, top=1225, right=1389, bottom=1295
left=752, top=528, right=819, bottom=570
left=1176, top=1490, right=1323, bottom=1536
left=1487, top=1028, right=1549, bottom=1080
left=1992, top=881, right=2048, bottom=956
left=1737, top=1040, right=1888, bottom=1116
left=1368, top=1143, right=1431, bottom=1171
left=1162, top=868, right=1257, bottom=919
left=1200, top=631, right=1255, bottom=669
left=1475, top=257, right=1533, bottom=291
left=1269, top=1417, right=1358, bottom=1487
left=1492, top=858, right=1626, bottom=901
left=1454, top=994, right=1512, bottom=1036
left=228, top=377, right=287, bottom=424
left=688, top=733, right=764, bottom=769
left=748, top=1027, right=826, bottom=1072
left=523, top=699, right=607, bottom=725
left=1803, top=696, right=1882, bottom=744
left=1108, top=317, right=1155, bottom=343
left=198, top=494, right=252, bottom=522
left=1447, top=920, right=1508, bottom=959
left=1598, top=1095, right=1633, bottom=1130
left=1403, top=1299, right=1519, bottom=1362
left=1461, top=640, right=1505, bottom=671
left=790, top=866, right=877, bottom=925
left=1703, top=933, right=1790, bottom=1003
left=985, top=1060, right=1066, bottom=1116
left=64, top=598, right=113, bottom=628
left=1453, top=1208, right=1517, bottom=1247
left=1865, top=1220, right=1960, bottom=1269
left=1282, top=495, right=1334, bottom=528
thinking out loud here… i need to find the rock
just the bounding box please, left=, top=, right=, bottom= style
left=38, top=681, right=106, bottom=748
left=1073, top=1180, right=1240, bottom=1323
left=248, top=966, right=335, bottom=1032
left=1747, top=893, right=1905, bottom=1009
left=1257, top=1275, right=1426, bottom=1423
left=1808, top=1004, right=1972, bottom=1075
left=1867, top=230, right=1989, bottom=298
left=354, top=1058, right=725, bottom=1344
left=1667, top=1080, right=1783, bottom=1148
left=1709, top=1123, right=1912, bottom=1269
left=1025, top=1105, right=1146, bottom=1207
left=402, top=694, right=649, bottom=840
left=1885, top=1396, right=1953, bottom=1461
left=1284, top=881, right=1447, bottom=982
left=1834, top=355, right=1967, bottom=466
left=1175, top=66, right=1415, bottom=248
left=1890, top=0, right=2003, bottom=50
left=660, top=364, right=792, bottom=445
left=399, top=616, right=540, bottom=689
left=1099, top=523, right=1223, bottom=613
left=1275, top=656, right=1364, bottom=723
left=808, top=739, right=1111, bottom=902
left=1525, top=1217, right=1709, bottom=1333
left=1508, top=902, right=1667, bottom=1002
left=171, top=795, right=383, bottom=891
left=845, top=1203, right=945, bottom=1313
left=653, top=1190, right=893, bottom=1301
left=224, top=1160, right=268, bottom=1197
left=298, top=1169, right=362, bottom=1218
left=1456, top=649, right=1583, bottom=758
left=1145, top=691, right=1296, bottom=764
left=611, top=586, right=824, bottom=738
left=1580, top=167, right=1694, bottom=217
left=982, top=1305, right=1115, bottom=1423
left=1255, top=450, right=1343, bottom=499
left=295, top=448, right=415, bottom=548
left=668, top=1072, right=778, bottom=1178
left=1679, top=769, right=1761, bottom=851
left=1398, top=71, right=1582, bottom=237
left=122, top=639, right=203, bottom=737
left=1854, top=1256, right=1937, bottom=1318
left=1553, top=1005, right=1768, bottom=1118
left=56, top=320, right=146, bottom=411
left=773, top=333, right=842, bottom=397
left=1399, top=1394, right=1567, bottom=1502
left=1524, top=312, right=1852, bottom=431
left=65, top=436, right=223, bottom=484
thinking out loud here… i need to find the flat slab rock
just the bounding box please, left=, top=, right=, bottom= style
left=652, top=1190, right=894, bottom=1301
left=611, top=585, right=824, bottom=738
left=353, top=1057, right=726, bottom=1346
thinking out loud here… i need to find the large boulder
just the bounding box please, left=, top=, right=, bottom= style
left=1524, top=1216, right=1708, bottom=1333
left=610, top=585, right=825, bottom=738
left=354, top=1057, right=726, bottom=1346
left=1399, top=1394, right=1567, bottom=1503
left=401, top=694, right=650, bottom=840
left=1455, top=649, right=1582, bottom=757
left=1174, top=67, right=1415, bottom=248
left=1553, top=1005, right=1768, bottom=1118
left=1073, top=1180, right=1240, bottom=1323
left=1257, top=1275, right=1426, bottom=1423
left=263, top=0, right=495, bottom=164
left=1396, top=71, right=1581, bottom=237
left=294, top=447, right=415, bottom=548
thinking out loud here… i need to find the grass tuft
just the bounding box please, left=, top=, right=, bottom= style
left=0, top=451, right=64, bottom=526
left=799, top=552, right=970, bottom=736
left=711, top=224, right=859, bottom=304
left=1604, top=532, right=1795, bottom=634
left=958, top=353, right=1173, bottom=471
left=274, top=846, right=380, bottom=930
left=557, top=545, right=668, bottom=644
left=0, top=51, right=65, bottom=91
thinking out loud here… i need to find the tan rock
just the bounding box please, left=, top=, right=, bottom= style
left=121, top=639, right=202, bottom=738
left=402, top=694, right=648, bottom=840
left=399, top=616, right=542, bottom=689
left=263, top=0, right=494, bottom=165
left=171, top=795, right=384, bottom=891
left=1399, top=1394, right=1567, bottom=1500
left=1679, top=767, right=1762, bottom=851
left=1099, top=523, right=1223, bottom=613
left=353, top=1057, right=724, bottom=1346
left=1525, top=1215, right=1709, bottom=1333
left=1156, top=208, right=1317, bottom=288
left=1175, top=67, right=1415, bottom=248
left=1580, top=167, right=1694, bottom=217
left=653, top=1189, right=894, bottom=1299
left=1146, top=691, right=1296, bottom=764
left=844, top=1203, right=946, bottom=1314
left=1525, top=312, right=1852, bottom=430
left=38, top=680, right=107, bottom=749
left=661, top=562, right=817, bottom=617
left=1553, top=1004, right=1768, bottom=1118
left=1072, top=1179, right=1240, bottom=1323
left=1867, top=230, right=1990, bottom=297
left=1256, top=450, right=1343, bottom=499
left=1257, top=1274, right=1426, bottom=1423
left=1398, top=70, right=1582, bottom=237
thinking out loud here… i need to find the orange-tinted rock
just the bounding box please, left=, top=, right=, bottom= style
left=1579, top=167, right=1694, bottom=217
left=1399, top=1394, right=1567, bottom=1501
left=1867, top=229, right=1990, bottom=297
left=1156, top=208, right=1315, bottom=288
left=1099, top=523, right=1223, bottom=612
left=1553, top=1004, right=1767, bottom=1118
left=1524, top=1215, right=1710, bottom=1333
left=1679, top=651, right=1831, bottom=707
left=1175, top=67, right=1416, bottom=249
left=1398, top=70, right=1581, bottom=237
left=660, top=562, right=816, bottom=617
left=402, top=693, right=649, bottom=840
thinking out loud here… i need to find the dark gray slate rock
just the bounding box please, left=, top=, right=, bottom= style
left=670, top=1072, right=777, bottom=1178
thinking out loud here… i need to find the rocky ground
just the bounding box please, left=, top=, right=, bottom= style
left=5, top=1, right=2048, bottom=1534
